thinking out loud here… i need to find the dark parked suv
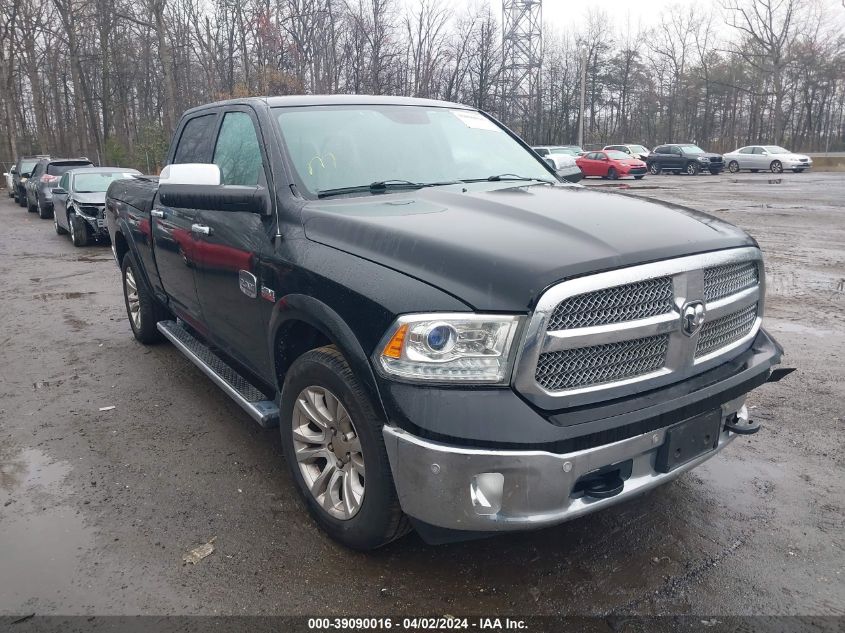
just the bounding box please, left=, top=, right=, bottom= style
left=26, top=157, right=93, bottom=218
left=106, top=96, right=784, bottom=549
left=647, top=144, right=724, bottom=176
left=11, top=155, right=48, bottom=206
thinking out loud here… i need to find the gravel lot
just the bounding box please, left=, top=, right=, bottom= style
left=0, top=172, right=843, bottom=618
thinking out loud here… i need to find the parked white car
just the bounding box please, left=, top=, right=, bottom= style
left=724, top=145, right=812, bottom=174
left=3, top=167, right=14, bottom=196
left=532, top=146, right=583, bottom=182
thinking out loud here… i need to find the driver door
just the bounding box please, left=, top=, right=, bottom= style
left=53, top=173, right=70, bottom=230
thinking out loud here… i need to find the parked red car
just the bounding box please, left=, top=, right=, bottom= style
left=576, top=150, right=647, bottom=179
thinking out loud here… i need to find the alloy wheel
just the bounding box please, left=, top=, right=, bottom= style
left=292, top=386, right=365, bottom=520
left=770, top=161, right=783, bottom=174
left=124, top=266, right=142, bottom=330
left=649, top=163, right=660, bottom=175
left=729, top=161, right=739, bottom=173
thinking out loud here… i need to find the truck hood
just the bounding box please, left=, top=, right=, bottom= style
left=302, top=183, right=755, bottom=311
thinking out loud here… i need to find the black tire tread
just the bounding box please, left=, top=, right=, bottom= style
left=121, top=253, right=165, bottom=344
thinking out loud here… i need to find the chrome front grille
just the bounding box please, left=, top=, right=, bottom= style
left=513, top=247, right=765, bottom=409
left=703, top=261, right=758, bottom=302
left=536, top=335, right=669, bottom=391
left=548, top=277, right=674, bottom=330
left=696, top=303, right=758, bottom=358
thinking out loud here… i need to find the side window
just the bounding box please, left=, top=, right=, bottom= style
left=172, top=114, right=217, bottom=164
left=653, top=146, right=665, bottom=155
left=31, top=162, right=45, bottom=178
left=536, top=148, right=548, bottom=156
left=212, top=111, right=264, bottom=186
left=752, top=147, right=765, bottom=155
left=672, top=147, right=682, bottom=155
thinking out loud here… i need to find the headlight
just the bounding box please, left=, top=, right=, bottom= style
left=376, top=313, right=523, bottom=383
left=697, top=156, right=710, bottom=162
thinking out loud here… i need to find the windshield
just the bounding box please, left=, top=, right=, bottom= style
left=630, top=145, right=648, bottom=153
left=73, top=172, right=138, bottom=193
left=606, top=150, right=631, bottom=160
left=550, top=147, right=578, bottom=156
left=274, top=105, right=552, bottom=197
left=679, top=145, right=706, bottom=154
left=764, top=146, right=791, bottom=154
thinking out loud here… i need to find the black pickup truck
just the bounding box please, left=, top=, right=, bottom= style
left=106, top=96, right=784, bottom=550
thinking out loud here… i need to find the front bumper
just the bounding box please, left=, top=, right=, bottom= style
left=556, top=166, right=583, bottom=182
left=785, top=160, right=812, bottom=169
left=383, top=399, right=746, bottom=532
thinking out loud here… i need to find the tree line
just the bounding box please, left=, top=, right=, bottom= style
left=1, top=0, right=843, bottom=172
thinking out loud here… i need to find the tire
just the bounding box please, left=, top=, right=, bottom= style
left=607, top=167, right=618, bottom=180
left=648, top=162, right=661, bottom=175
left=15, top=189, right=25, bottom=206
left=37, top=196, right=53, bottom=219
left=53, top=211, right=68, bottom=235
left=280, top=346, right=410, bottom=550
left=69, top=213, right=89, bottom=247
left=685, top=162, right=700, bottom=176
left=27, top=195, right=37, bottom=212
left=770, top=160, right=783, bottom=174
left=634, top=175, right=644, bottom=180
left=121, top=253, right=164, bottom=344
left=729, top=161, right=740, bottom=173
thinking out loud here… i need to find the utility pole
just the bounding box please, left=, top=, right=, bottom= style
left=578, top=47, right=587, bottom=147
left=502, top=0, right=543, bottom=140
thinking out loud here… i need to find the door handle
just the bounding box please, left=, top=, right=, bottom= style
left=191, top=223, right=212, bottom=235
left=151, top=209, right=165, bottom=218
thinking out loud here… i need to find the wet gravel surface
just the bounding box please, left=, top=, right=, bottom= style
left=0, top=173, right=843, bottom=617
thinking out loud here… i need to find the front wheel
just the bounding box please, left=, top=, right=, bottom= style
left=607, top=167, right=618, bottom=180
left=69, top=213, right=89, bottom=247
left=770, top=160, right=783, bottom=174
left=648, top=162, right=661, bottom=175
left=280, top=346, right=410, bottom=550
left=729, top=161, right=740, bottom=173
left=685, top=162, right=700, bottom=176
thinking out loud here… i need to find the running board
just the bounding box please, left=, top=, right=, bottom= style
left=156, top=320, right=279, bottom=428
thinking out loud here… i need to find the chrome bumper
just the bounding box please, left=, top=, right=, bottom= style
left=383, top=400, right=746, bottom=532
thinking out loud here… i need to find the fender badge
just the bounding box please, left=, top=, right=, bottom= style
left=261, top=286, right=276, bottom=302
left=238, top=270, right=257, bottom=299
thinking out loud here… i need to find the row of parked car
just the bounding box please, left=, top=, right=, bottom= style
left=3, top=155, right=140, bottom=246
left=532, top=143, right=814, bottom=180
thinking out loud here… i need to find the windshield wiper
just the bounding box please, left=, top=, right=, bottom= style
left=317, top=179, right=459, bottom=199
left=460, top=174, right=556, bottom=184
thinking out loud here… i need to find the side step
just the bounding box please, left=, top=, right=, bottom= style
left=156, top=320, right=279, bottom=428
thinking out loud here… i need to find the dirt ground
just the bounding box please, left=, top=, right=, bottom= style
left=0, top=172, right=843, bottom=618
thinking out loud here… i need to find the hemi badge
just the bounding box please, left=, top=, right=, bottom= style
left=261, top=286, right=276, bottom=302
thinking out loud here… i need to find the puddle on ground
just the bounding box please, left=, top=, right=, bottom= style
left=0, top=448, right=94, bottom=612
left=32, top=292, right=96, bottom=301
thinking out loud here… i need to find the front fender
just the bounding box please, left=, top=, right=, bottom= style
left=267, top=293, right=387, bottom=418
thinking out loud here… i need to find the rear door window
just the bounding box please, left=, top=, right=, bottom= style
left=172, top=114, right=218, bottom=164
left=212, top=111, right=264, bottom=186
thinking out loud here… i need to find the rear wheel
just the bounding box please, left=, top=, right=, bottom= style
left=729, top=161, right=740, bottom=173
left=53, top=211, right=68, bottom=235
left=770, top=160, right=783, bottom=174
left=121, top=254, right=164, bottom=344
left=69, top=213, right=89, bottom=247
left=685, top=162, right=700, bottom=176
left=648, top=162, right=661, bottom=175
left=607, top=167, right=618, bottom=180
left=280, top=346, right=410, bottom=550
left=37, top=196, right=52, bottom=219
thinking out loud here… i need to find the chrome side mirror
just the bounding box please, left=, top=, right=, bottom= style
left=159, top=163, right=221, bottom=186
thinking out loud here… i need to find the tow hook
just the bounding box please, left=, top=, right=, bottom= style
left=724, top=415, right=760, bottom=435
left=583, top=475, right=625, bottom=499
